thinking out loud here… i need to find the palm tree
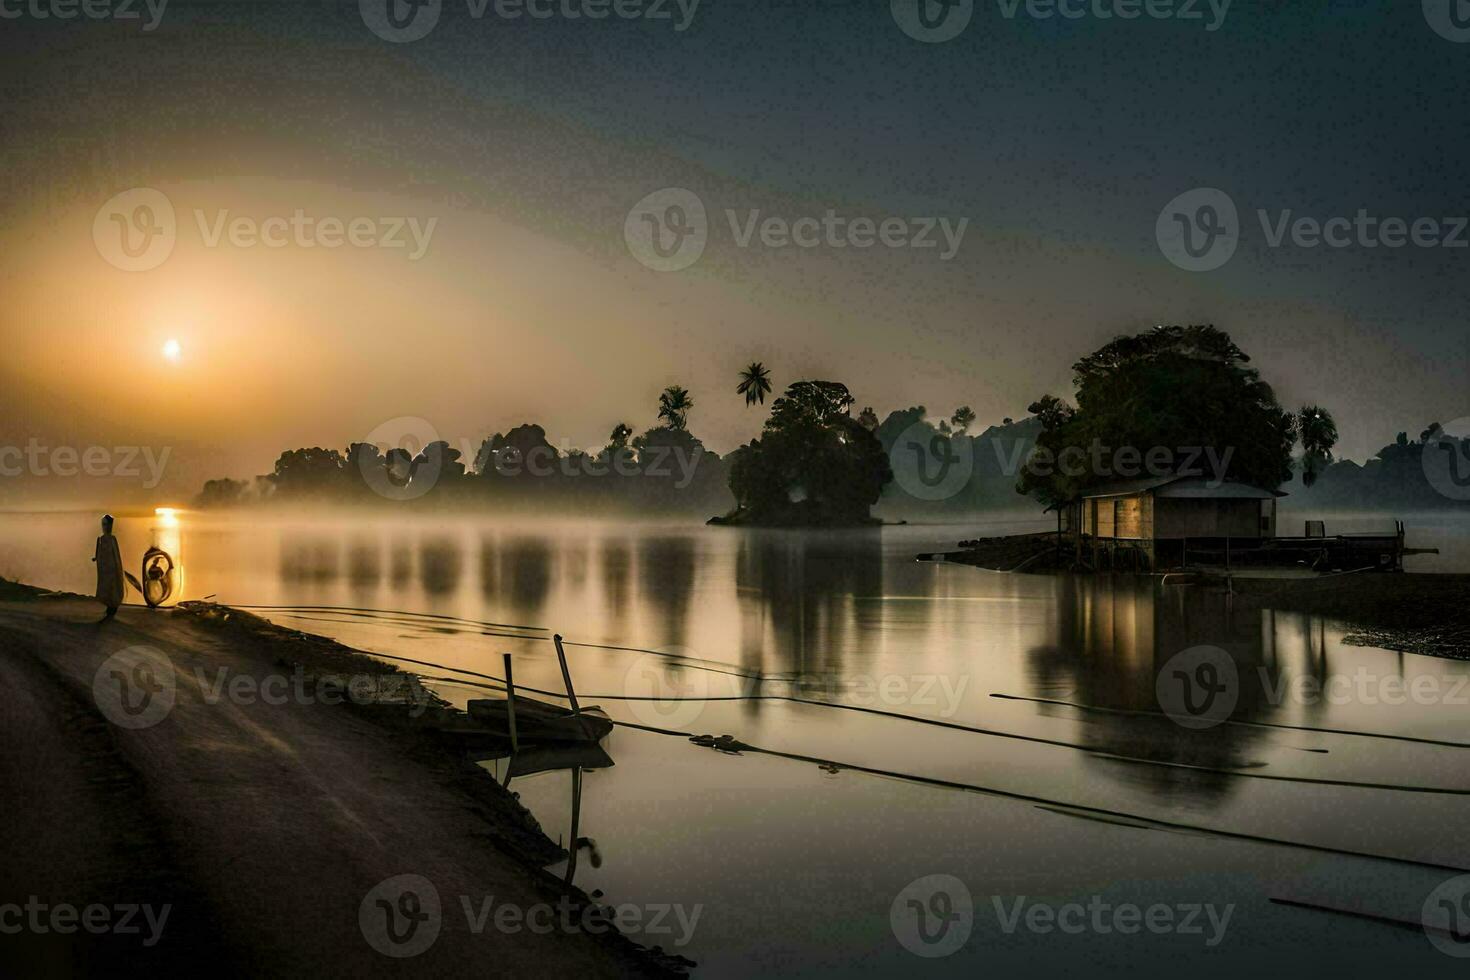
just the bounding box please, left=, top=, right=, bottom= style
left=736, top=362, right=773, bottom=407
left=657, top=385, right=694, bottom=431
left=1295, top=405, right=1338, bottom=487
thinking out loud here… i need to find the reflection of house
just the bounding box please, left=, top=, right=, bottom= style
left=1061, top=476, right=1283, bottom=570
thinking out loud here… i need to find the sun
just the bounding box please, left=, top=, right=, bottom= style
left=161, top=338, right=182, bottom=363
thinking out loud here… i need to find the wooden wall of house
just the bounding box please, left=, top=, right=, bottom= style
left=1114, top=495, right=1153, bottom=539
left=1154, top=498, right=1264, bottom=539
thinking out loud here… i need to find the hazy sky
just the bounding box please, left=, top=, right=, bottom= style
left=2, top=0, right=1467, bottom=500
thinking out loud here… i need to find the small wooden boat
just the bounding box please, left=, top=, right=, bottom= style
left=466, top=696, right=613, bottom=743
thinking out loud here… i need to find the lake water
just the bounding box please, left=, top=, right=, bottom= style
left=4, top=509, right=1470, bottom=976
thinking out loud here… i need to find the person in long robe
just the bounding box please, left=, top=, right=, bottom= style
left=93, top=514, right=125, bottom=620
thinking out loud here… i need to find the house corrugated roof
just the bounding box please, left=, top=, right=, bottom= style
left=1080, top=475, right=1286, bottom=500
left=1079, top=475, right=1184, bottom=499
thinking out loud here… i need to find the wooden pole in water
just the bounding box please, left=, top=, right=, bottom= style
left=553, top=633, right=594, bottom=740
left=553, top=634, right=582, bottom=715
left=502, top=653, right=520, bottom=754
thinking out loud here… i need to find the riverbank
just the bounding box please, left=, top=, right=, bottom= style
left=918, top=531, right=1067, bottom=572
left=0, top=579, right=688, bottom=976
left=1233, top=572, right=1470, bottom=660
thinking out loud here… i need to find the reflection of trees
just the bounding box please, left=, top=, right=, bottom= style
left=418, top=537, right=462, bottom=596
left=504, top=537, right=552, bottom=616
left=637, top=536, right=696, bottom=647
left=599, top=539, right=631, bottom=630
left=478, top=534, right=499, bottom=599
left=346, top=536, right=381, bottom=588
left=1026, top=577, right=1277, bottom=804
left=476, top=535, right=553, bottom=617
left=734, top=529, right=883, bottom=685
left=389, top=537, right=413, bottom=588
left=279, top=536, right=340, bottom=582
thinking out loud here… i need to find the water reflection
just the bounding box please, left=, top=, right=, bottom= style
left=599, top=538, right=631, bottom=630
left=734, top=530, right=883, bottom=681
left=638, top=536, right=696, bottom=647
left=419, top=537, right=462, bottom=595
left=279, top=535, right=340, bottom=582
left=389, top=537, right=413, bottom=588
left=504, top=537, right=552, bottom=616
left=346, top=536, right=381, bottom=589
left=1026, top=576, right=1338, bottom=802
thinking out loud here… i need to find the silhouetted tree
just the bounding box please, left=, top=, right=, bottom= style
left=1018, top=325, right=1313, bottom=506
left=950, top=406, right=976, bottom=435
left=736, top=362, right=773, bottom=407
left=1295, top=405, right=1338, bottom=487
left=724, top=380, right=892, bottom=525
left=657, top=385, right=694, bottom=430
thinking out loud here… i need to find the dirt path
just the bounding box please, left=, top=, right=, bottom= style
left=0, top=594, right=673, bottom=977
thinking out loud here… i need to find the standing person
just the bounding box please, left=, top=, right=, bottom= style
left=93, top=514, right=125, bottom=621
